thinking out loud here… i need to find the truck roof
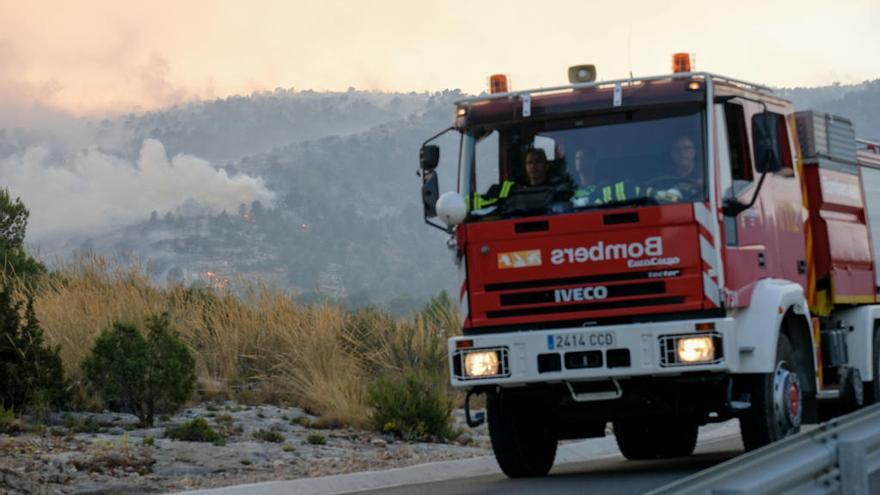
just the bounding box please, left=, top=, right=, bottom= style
left=454, top=72, right=791, bottom=129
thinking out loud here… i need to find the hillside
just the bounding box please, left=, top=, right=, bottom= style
left=780, top=79, right=880, bottom=140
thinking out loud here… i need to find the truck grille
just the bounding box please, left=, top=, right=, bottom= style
left=479, top=266, right=689, bottom=320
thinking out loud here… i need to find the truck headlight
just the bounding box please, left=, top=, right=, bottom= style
left=464, top=351, right=500, bottom=377
left=677, top=336, right=715, bottom=363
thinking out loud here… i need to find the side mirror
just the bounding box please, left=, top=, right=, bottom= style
left=752, top=112, right=784, bottom=174
left=420, top=145, right=440, bottom=171
left=422, top=169, right=439, bottom=218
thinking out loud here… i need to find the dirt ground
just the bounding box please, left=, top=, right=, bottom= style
left=0, top=403, right=490, bottom=494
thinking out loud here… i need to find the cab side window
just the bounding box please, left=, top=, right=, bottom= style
left=724, top=103, right=753, bottom=195
left=474, top=130, right=500, bottom=194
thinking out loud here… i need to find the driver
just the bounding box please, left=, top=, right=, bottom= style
left=522, top=149, right=576, bottom=190
left=652, top=136, right=703, bottom=202
left=470, top=149, right=574, bottom=212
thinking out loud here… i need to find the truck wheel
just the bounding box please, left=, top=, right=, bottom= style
left=613, top=419, right=698, bottom=460
left=486, top=391, right=557, bottom=478
left=740, top=334, right=803, bottom=451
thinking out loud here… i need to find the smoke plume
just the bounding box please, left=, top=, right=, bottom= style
left=0, top=139, right=274, bottom=242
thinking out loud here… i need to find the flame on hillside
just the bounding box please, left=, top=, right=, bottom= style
left=203, top=271, right=230, bottom=289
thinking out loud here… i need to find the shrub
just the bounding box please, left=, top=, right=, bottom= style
left=64, top=415, right=101, bottom=433
left=82, top=314, right=196, bottom=426
left=367, top=372, right=453, bottom=441
left=0, top=404, right=21, bottom=434
left=0, top=285, right=67, bottom=412
left=305, top=432, right=326, bottom=445
left=253, top=429, right=284, bottom=443
left=143, top=436, right=155, bottom=447
left=165, top=418, right=221, bottom=443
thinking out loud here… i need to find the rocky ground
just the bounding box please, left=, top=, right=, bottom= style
left=0, top=403, right=490, bottom=495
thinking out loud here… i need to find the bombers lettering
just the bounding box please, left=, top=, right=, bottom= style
left=550, top=236, right=664, bottom=265
left=554, top=286, right=609, bottom=303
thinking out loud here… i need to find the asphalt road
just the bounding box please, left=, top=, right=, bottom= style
left=352, top=436, right=744, bottom=495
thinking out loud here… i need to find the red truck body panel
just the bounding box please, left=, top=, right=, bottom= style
left=804, top=166, right=876, bottom=302
left=461, top=204, right=707, bottom=331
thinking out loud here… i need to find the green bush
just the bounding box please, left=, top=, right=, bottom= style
left=81, top=314, right=196, bottom=427
left=366, top=372, right=453, bottom=441
left=64, top=414, right=101, bottom=433
left=305, top=431, right=326, bottom=445
left=165, top=418, right=221, bottom=443
left=0, top=286, right=67, bottom=412
left=253, top=429, right=284, bottom=443
left=0, top=404, right=21, bottom=434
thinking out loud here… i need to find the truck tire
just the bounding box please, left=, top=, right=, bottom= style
left=486, top=391, right=557, bottom=478
left=740, top=334, right=803, bottom=451
left=613, top=418, right=698, bottom=460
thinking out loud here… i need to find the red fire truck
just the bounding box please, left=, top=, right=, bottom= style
left=418, top=55, right=880, bottom=478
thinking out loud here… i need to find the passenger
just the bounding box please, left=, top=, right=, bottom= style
left=573, top=147, right=598, bottom=187
left=571, top=147, right=599, bottom=204
left=652, top=136, right=703, bottom=202
left=671, top=136, right=699, bottom=181
left=568, top=148, right=640, bottom=207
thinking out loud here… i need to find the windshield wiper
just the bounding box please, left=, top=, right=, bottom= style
left=576, top=196, right=659, bottom=211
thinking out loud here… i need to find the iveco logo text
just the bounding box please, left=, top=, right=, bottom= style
left=550, top=236, right=680, bottom=268
left=554, top=286, right=609, bottom=303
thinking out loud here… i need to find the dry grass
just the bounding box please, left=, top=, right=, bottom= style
left=5, top=256, right=459, bottom=427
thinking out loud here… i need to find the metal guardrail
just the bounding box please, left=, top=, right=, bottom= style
left=647, top=403, right=880, bottom=495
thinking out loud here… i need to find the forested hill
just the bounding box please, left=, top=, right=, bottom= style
left=780, top=79, right=880, bottom=141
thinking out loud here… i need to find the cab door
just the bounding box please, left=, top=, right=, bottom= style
left=717, top=101, right=767, bottom=307
left=717, top=99, right=807, bottom=306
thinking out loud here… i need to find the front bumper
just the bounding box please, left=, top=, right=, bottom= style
left=449, top=317, right=738, bottom=388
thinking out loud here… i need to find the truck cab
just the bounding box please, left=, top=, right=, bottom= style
left=417, top=59, right=880, bottom=478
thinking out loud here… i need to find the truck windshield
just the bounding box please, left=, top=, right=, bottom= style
left=461, top=105, right=706, bottom=220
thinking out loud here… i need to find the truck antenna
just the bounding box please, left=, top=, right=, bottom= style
left=627, top=21, right=634, bottom=83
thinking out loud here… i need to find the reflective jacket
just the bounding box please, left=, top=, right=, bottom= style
left=469, top=180, right=515, bottom=210
left=576, top=181, right=642, bottom=205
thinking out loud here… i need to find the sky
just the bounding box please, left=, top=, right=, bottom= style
left=1, top=0, right=879, bottom=118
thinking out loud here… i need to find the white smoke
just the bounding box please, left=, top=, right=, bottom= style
left=0, top=139, right=275, bottom=242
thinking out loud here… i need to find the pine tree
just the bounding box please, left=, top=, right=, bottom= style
left=0, top=189, right=45, bottom=279
left=0, top=284, right=67, bottom=411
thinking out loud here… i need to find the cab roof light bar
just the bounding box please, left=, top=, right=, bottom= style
left=453, top=72, right=773, bottom=106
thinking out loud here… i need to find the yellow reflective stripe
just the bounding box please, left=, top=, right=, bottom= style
left=635, top=186, right=641, bottom=196
left=474, top=194, right=498, bottom=209
left=615, top=182, right=625, bottom=201
left=500, top=181, right=513, bottom=198
left=603, top=186, right=612, bottom=203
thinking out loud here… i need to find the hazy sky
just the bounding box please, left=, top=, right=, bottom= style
left=2, top=0, right=878, bottom=117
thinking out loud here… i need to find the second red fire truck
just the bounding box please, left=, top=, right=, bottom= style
left=418, top=54, right=880, bottom=477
